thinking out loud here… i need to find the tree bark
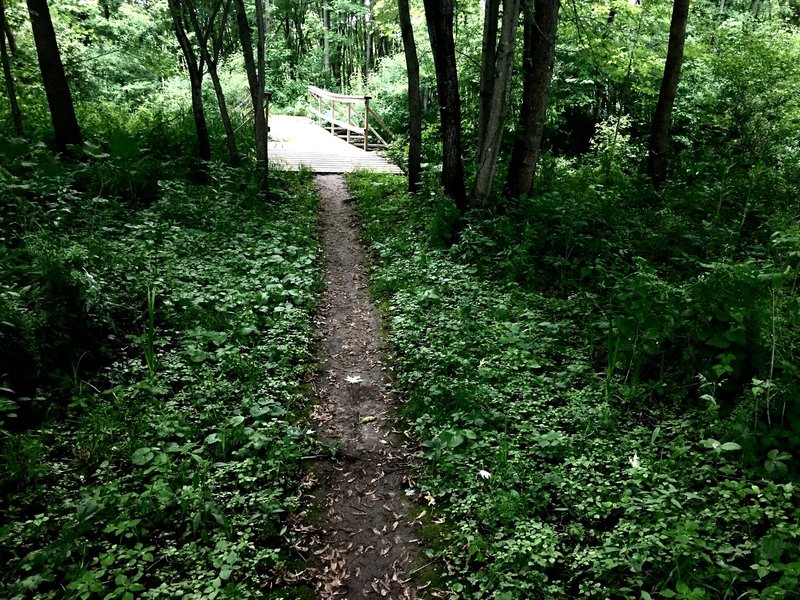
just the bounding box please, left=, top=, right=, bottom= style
left=477, top=0, right=500, bottom=150
left=167, top=0, right=212, bottom=164
left=422, top=0, right=467, bottom=211
left=364, top=16, right=371, bottom=85
left=234, top=0, right=268, bottom=188
left=323, top=0, right=330, bottom=86
left=647, top=0, right=689, bottom=191
left=473, top=0, right=522, bottom=202
left=1, top=0, right=22, bottom=136
left=4, top=15, right=16, bottom=54
left=186, top=0, right=239, bottom=166
left=255, top=0, right=268, bottom=184
left=397, top=0, right=421, bottom=193
left=26, top=0, right=82, bottom=152
left=506, top=0, right=560, bottom=198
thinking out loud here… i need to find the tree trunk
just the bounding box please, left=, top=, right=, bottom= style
left=168, top=0, right=211, bottom=164
left=1, top=0, right=22, bottom=136
left=4, top=15, right=16, bottom=54
left=477, top=0, right=499, bottom=150
left=647, top=0, right=689, bottom=191
left=323, top=0, right=330, bottom=86
left=186, top=0, right=239, bottom=166
left=473, top=0, right=521, bottom=202
left=234, top=0, right=268, bottom=188
left=506, top=0, right=560, bottom=198
left=255, top=0, right=268, bottom=184
left=364, top=17, right=371, bottom=85
left=422, top=0, right=467, bottom=212
left=26, top=0, right=82, bottom=152
left=398, top=0, right=421, bottom=193
left=294, top=11, right=305, bottom=57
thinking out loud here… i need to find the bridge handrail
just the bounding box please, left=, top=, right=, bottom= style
left=233, top=91, right=272, bottom=135
left=307, top=85, right=392, bottom=151
left=308, top=85, right=371, bottom=103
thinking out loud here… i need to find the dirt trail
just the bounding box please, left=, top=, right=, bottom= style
left=303, top=175, right=426, bottom=598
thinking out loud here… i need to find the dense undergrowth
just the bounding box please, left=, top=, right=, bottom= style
left=0, top=138, right=321, bottom=598
left=349, top=171, right=800, bottom=599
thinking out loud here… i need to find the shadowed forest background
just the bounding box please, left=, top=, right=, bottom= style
left=1, top=0, right=800, bottom=598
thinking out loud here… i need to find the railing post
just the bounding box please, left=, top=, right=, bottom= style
left=318, top=94, right=322, bottom=126
left=363, top=96, right=371, bottom=151
left=265, top=92, right=271, bottom=134
left=347, top=103, right=352, bottom=145
left=330, top=98, right=335, bottom=135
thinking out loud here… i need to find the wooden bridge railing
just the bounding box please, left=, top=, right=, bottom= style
left=233, top=92, right=271, bottom=135
left=307, top=85, right=392, bottom=151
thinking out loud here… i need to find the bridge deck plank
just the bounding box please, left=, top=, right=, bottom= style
left=268, top=115, right=403, bottom=175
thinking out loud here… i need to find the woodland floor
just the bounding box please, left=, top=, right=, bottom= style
left=301, top=175, right=430, bottom=598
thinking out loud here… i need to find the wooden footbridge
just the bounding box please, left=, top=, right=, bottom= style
left=261, top=86, right=402, bottom=175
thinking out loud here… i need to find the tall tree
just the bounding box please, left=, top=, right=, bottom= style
left=186, top=0, right=240, bottom=166
left=26, top=0, right=82, bottom=152
left=397, top=0, right=421, bottom=192
left=477, top=0, right=500, bottom=150
left=473, top=0, right=522, bottom=202
left=364, top=0, right=372, bottom=84
left=234, top=0, right=268, bottom=188
left=506, top=0, right=560, bottom=198
left=167, top=0, right=212, bottom=163
left=4, top=9, right=16, bottom=54
left=422, top=0, right=467, bottom=211
left=322, top=0, right=330, bottom=86
left=647, top=0, right=690, bottom=190
left=0, top=0, right=22, bottom=136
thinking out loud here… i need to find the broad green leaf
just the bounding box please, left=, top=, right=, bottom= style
left=131, top=448, right=154, bottom=466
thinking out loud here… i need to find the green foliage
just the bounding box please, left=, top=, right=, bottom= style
left=348, top=171, right=800, bottom=599
left=0, top=139, right=321, bottom=597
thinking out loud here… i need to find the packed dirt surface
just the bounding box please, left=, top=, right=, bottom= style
left=302, top=175, right=429, bottom=598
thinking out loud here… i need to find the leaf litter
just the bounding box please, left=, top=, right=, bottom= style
left=296, top=175, right=433, bottom=598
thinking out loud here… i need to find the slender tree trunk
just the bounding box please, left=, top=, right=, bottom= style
left=477, top=0, right=499, bottom=150
left=294, top=12, right=305, bottom=56
left=473, top=0, right=522, bottom=202
left=4, top=15, right=16, bottom=54
left=323, top=0, right=330, bottom=85
left=647, top=0, right=689, bottom=190
left=1, top=0, right=22, bottom=136
left=422, top=0, right=467, bottom=211
left=206, top=65, right=240, bottom=164
left=186, top=0, right=239, bottom=166
left=168, top=0, right=211, bottom=163
left=26, top=0, right=82, bottom=152
left=506, top=0, right=560, bottom=197
left=398, top=0, right=421, bottom=193
left=255, top=0, right=268, bottom=183
left=364, top=18, right=371, bottom=85
left=234, top=0, right=268, bottom=188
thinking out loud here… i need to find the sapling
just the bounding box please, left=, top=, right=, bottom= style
left=143, top=285, right=156, bottom=377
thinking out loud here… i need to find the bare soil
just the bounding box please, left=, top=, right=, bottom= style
left=301, top=175, right=428, bottom=598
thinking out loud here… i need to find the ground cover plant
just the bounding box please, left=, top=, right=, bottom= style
left=0, top=138, right=321, bottom=597
left=348, top=171, right=800, bottom=599
left=4, top=0, right=800, bottom=597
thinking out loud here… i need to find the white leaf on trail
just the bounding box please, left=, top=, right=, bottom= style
left=345, top=375, right=363, bottom=384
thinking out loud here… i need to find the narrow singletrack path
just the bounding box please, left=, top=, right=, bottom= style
left=304, top=175, right=424, bottom=598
